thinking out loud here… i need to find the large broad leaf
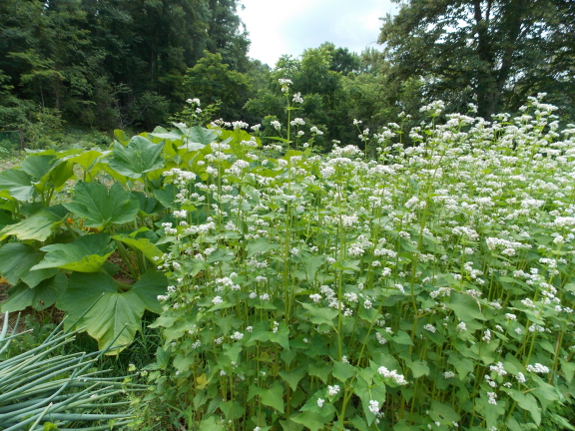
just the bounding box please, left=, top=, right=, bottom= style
left=57, top=270, right=168, bottom=352
left=114, top=129, right=130, bottom=145
left=65, top=150, right=105, bottom=175
left=112, top=234, right=163, bottom=263
left=46, top=159, right=76, bottom=189
left=21, top=154, right=56, bottom=185
left=64, top=181, right=140, bottom=229
left=132, top=191, right=164, bottom=215
left=149, top=127, right=185, bottom=142
left=32, top=233, right=116, bottom=272
left=0, top=210, right=13, bottom=231
left=0, top=243, right=57, bottom=287
left=0, top=273, right=68, bottom=312
left=0, top=205, right=67, bottom=241
left=153, top=184, right=179, bottom=209
left=188, top=126, right=217, bottom=145
left=0, top=169, right=34, bottom=201
left=20, top=154, right=74, bottom=193
left=108, top=136, right=165, bottom=179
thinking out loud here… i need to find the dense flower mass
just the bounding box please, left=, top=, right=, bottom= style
left=149, top=96, right=575, bottom=430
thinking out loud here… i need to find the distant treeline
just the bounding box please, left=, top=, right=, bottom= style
left=1, top=0, right=574, bottom=150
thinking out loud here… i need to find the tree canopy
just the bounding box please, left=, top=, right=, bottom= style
left=0, top=0, right=573, bottom=147
left=0, top=0, right=250, bottom=131
left=379, top=0, right=575, bottom=120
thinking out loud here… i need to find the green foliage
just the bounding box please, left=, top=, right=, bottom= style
left=0, top=123, right=232, bottom=352
left=137, top=97, right=575, bottom=430
left=184, top=51, right=251, bottom=120
left=0, top=0, right=252, bottom=132
left=379, top=0, right=575, bottom=121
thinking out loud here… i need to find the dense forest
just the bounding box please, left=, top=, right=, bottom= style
left=0, top=0, right=574, bottom=150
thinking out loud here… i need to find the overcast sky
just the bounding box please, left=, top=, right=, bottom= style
left=237, top=0, right=397, bottom=67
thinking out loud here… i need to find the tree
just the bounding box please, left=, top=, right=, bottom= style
left=0, top=0, right=252, bottom=132
left=0, top=70, right=28, bottom=129
left=205, top=0, right=250, bottom=72
left=184, top=51, right=251, bottom=120
left=379, top=0, right=575, bottom=120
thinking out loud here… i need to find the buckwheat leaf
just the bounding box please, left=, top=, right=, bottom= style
left=278, top=419, right=304, bottom=431
left=332, top=361, right=356, bottom=382
left=507, top=390, right=540, bottom=425
left=268, top=321, right=290, bottom=350
left=407, top=360, right=430, bottom=378
left=392, top=330, right=414, bottom=346
left=152, top=184, right=179, bottom=210
left=506, top=416, right=523, bottom=431
left=258, top=381, right=284, bottom=413
left=351, top=416, right=369, bottom=431
left=303, top=254, right=326, bottom=280
left=246, top=237, right=278, bottom=257
left=446, top=291, right=486, bottom=322
left=353, top=374, right=377, bottom=425
left=429, top=400, right=460, bottom=423
left=560, top=358, right=575, bottom=383
left=301, top=302, right=338, bottom=327
left=471, top=340, right=499, bottom=365
left=173, top=353, right=195, bottom=373
left=290, top=411, right=328, bottom=431
left=198, top=415, right=225, bottom=431
left=308, top=362, right=331, bottom=384
left=532, top=381, right=561, bottom=409
left=279, top=366, right=307, bottom=391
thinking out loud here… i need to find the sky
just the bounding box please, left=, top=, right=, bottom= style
left=237, top=0, right=398, bottom=67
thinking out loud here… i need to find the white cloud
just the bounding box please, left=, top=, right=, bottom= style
left=238, top=0, right=396, bottom=67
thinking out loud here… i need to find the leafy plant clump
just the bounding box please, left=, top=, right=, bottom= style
left=140, top=96, right=575, bottom=430
left=0, top=122, right=229, bottom=351
left=0, top=312, right=136, bottom=430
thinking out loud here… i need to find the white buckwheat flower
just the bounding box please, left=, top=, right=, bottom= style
left=327, top=385, right=340, bottom=396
